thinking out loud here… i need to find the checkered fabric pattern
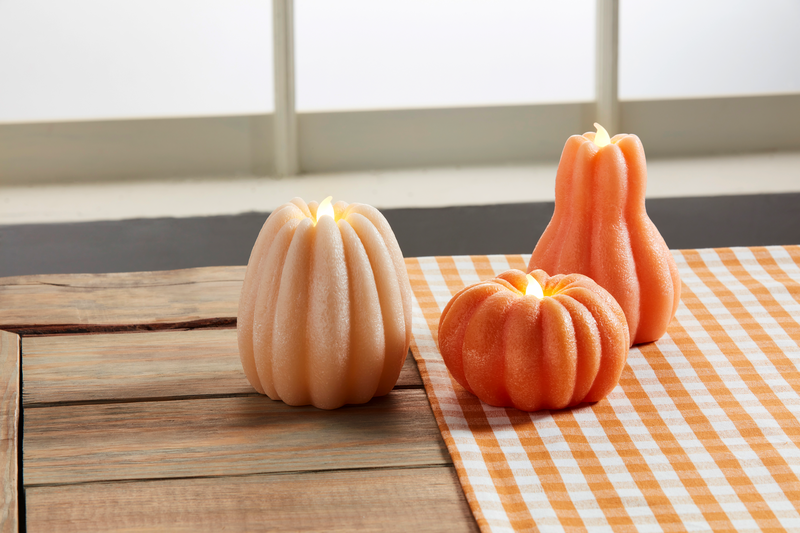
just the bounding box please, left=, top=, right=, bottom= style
left=405, top=246, right=800, bottom=532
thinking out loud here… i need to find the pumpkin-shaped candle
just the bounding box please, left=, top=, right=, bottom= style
left=529, top=124, right=680, bottom=346
left=238, top=197, right=413, bottom=409
left=437, top=269, right=629, bottom=412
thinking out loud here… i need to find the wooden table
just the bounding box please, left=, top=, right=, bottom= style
left=0, top=267, right=478, bottom=532
left=7, top=246, right=800, bottom=531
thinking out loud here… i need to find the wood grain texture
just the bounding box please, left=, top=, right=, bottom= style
left=23, top=329, right=423, bottom=406
left=0, top=266, right=244, bottom=334
left=24, top=390, right=449, bottom=486
left=25, top=466, right=477, bottom=533
left=9, top=265, right=465, bottom=531
left=0, top=331, right=19, bottom=533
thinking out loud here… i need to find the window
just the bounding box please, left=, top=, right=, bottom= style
left=0, top=0, right=274, bottom=123
left=620, top=0, right=800, bottom=100
left=0, top=0, right=798, bottom=182
left=295, top=0, right=595, bottom=112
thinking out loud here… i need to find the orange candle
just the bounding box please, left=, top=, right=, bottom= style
left=238, top=197, right=413, bottom=410
left=529, top=124, right=680, bottom=346
left=437, top=269, right=629, bottom=411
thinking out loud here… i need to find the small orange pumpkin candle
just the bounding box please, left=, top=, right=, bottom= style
left=238, top=197, right=413, bottom=410
left=529, top=124, right=680, bottom=346
left=437, top=269, right=629, bottom=411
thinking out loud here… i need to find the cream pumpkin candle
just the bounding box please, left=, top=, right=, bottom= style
left=237, top=197, right=413, bottom=410
left=529, top=124, right=680, bottom=346
left=437, top=269, right=629, bottom=411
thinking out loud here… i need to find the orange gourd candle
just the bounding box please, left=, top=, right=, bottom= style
left=529, top=124, right=680, bottom=346
left=437, top=269, right=629, bottom=411
left=238, top=197, right=413, bottom=410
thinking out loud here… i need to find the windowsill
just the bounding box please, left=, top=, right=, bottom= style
left=1, top=150, right=798, bottom=226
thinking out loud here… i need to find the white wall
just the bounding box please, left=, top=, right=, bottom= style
left=0, top=0, right=798, bottom=123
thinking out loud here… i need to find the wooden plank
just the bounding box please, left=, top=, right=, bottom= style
left=23, top=328, right=249, bottom=405
left=26, top=466, right=477, bottom=532
left=24, top=390, right=448, bottom=486
left=0, top=267, right=244, bottom=334
left=1, top=331, right=20, bottom=533
left=23, top=329, right=423, bottom=406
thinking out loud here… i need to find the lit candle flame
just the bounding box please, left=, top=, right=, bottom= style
left=315, top=196, right=334, bottom=224
left=524, top=273, right=544, bottom=298
left=593, top=122, right=610, bottom=148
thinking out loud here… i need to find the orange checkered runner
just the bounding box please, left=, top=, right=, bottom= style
left=405, top=246, right=800, bottom=532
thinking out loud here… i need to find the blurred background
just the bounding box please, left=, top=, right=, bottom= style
left=1, top=0, right=799, bottom=275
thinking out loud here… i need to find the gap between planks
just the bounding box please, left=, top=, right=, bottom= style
left=25, top=382, right=424, bottom=410
left=24, top=461, right=449, bottom=489
left=17, top=323, right=236, bottom=339
left=8, top=317, right=237, bottom=336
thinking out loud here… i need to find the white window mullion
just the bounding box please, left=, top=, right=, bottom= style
left=273, top=0, right=299, bottom=176
left=596, top=0, right=620, bottom=134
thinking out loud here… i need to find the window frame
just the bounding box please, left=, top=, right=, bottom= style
left=1, top=0, right=798, bottom=184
